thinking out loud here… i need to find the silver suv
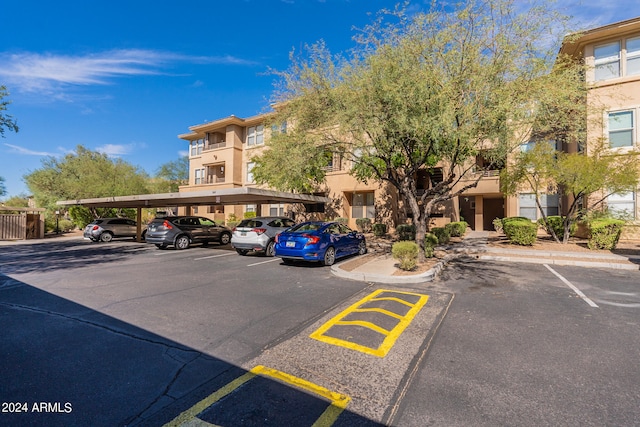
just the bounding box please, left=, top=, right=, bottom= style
left=231, top=216, right=296, bottom=256
left=83, top=218, right=146, bottom=242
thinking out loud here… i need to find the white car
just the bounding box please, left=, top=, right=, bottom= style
left=231, top=216, right=296, bottom=256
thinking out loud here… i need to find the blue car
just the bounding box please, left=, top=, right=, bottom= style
left=274, top=221, right=367, bottom=266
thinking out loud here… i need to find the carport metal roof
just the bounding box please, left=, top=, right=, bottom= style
left=56, top=187, right=330, bottom=209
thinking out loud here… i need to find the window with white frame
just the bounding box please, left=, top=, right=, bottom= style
left=607, top=191, right=636, bottom=219
left=627, top=36, right=640, bottom=76
left=194, top=168, right=205, bottom=185
left=608, top=110, right=634, bottom=148
left=246, top=162, right=255, bottom=183
left=245, top=204, right=256, bottom=214
left=190, top=139, right=204, bottom=157
left=352, top=192, right=375, bottom=219
left=269, top=204, right=284, bottom=216
left=518, top=193, right=558, bottom=220
left=595, top=41, right=620, bottom=81
left=247, top=125, right=264, bottom=147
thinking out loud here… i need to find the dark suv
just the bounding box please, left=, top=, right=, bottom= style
left=145, top=216, right=232, bottom=250
left=83, top=218, right=146, bottom=242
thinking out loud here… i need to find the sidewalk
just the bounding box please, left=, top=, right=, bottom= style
left=332, top=231, right=640, bottom=284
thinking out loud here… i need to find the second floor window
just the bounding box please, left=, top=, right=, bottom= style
left=247, top=125, right=264, bottom=147
left=628, top=36, right=640, bottom=76
left=194, top=168, right=204, bottom=185
left=595, top=41, right=620, bottom=81
left=246, top=162, right=255, bottom=183
left=608, top=110, right=634, bottom=148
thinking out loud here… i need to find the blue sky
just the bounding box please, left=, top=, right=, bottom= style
left=0, top=0, right=634, bottom=198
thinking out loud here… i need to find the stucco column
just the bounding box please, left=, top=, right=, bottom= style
left=136, top=207, right=143, bottom=242
left=474, top=195, right=484, bottom=231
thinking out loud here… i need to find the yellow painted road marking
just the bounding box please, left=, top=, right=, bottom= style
left=163, top=365, right=350, bottom=427
left=309, top=289, right=429, bottom=357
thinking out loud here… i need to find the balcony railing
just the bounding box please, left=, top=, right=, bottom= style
left=203, top=141, right=227, bottom=151
left=205, top=176, right=226, bottom=184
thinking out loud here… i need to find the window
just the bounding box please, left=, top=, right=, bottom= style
left=595, top=41, right=620, bottom=81
left=518, top=193, right=558, bottom=220
left=247, top=125, right=264, bottom=146
left=246, top=162, right=255, bottom=183
left=190, top=139, right=204, bottom=156
left=352, top=192, right=375, bottom=219
left=271, top=122, right=287, bottom=134
left=269, top=203, right=284, bottom=216
left=194, top=168, right=205, bottom=185
left=627, top=37, right=640, bottom=76
left=607, top=191, right=636, bottom=219
left=608, top=111, right=634, bottom=148
left=245, top=204, right=256, bottom=214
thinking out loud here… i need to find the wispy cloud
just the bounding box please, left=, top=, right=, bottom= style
left=0, top=49, right=258, bottom=100
left=3, top=143, right=58, bottom=156
left=95, top=142, right=147, bottom=157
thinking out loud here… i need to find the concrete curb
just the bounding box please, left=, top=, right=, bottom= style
left=477, top=254, right=640, bottom=270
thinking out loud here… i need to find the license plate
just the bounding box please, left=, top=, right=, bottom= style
left=241, top=232, right=246, bottom=236
left=286, top=241, right=295, bottom=248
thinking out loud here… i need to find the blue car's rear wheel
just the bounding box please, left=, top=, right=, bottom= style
left=323, top=247, right=336, bottom=266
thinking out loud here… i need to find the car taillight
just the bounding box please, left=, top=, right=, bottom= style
left=275, top=234, right=280, bottom=243
left=232, top=227, right=237, bottom=232
left=92, top=225, right=99, bottom=231
left=303, top=234, right=320, bottom=245
left=253, top=228, right=267, bottom=235
left=163, top=220, right=173, bottom=230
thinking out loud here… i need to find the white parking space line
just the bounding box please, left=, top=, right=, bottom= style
left=247, top=258, right=282, bottom=267
left=544, top=264, right=599, bottom=308
left=193, top=252, right=236, bottom=261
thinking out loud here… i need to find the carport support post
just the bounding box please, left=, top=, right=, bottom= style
left=136, top=207, right=143, bottom=242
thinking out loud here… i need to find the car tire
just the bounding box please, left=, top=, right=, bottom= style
left=323, top=247, right=336, bottom=266
left=155, top=244, right=168, bottom=250
left=219, top=232, right=231, bottom=245
left=236, top=249, right=249, bottom=256
left=358, top=241, right=367, bottom=255
left=264, top=240, right=276, bottom=257
left=100, top=232, right=113, bottom=243
left=141, top=230, right=147, bottom=241
left=175, top=235, right=190, bottom=250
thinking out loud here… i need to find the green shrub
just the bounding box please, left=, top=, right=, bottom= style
left=503, top=218, right=537, bottom=245
left=423, top=232, right=439, bottom=258
left=243, top=211, right=256, bottom=219
left=334, top=217, right=348, bottom=224
left=356, top=218, right=372, bottom=232
left=45, top=218, right=75, bottom=233
left=538, top=216, right=576, bottom=238
left=587, top=218, right=625, bottom=250
left=226, top=221, right=239, bottom=229
left=397, top=224, right=416, bottom=241
left=501, top=216, right=531, bottom=227
left=431, top=227, right=450, bottom=244
left=372, top=223, right=387, bottom=237
left=493, top=217, right=504, bottom=233
left=392, top=241, right=419, bottom=271
left=445, top=221, right=468, bottom=237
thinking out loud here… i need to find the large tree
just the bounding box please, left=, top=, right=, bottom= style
left=253, top=0, right=585, bottom=260
left=1, top=85, right=19, bottom=197
left=153, top=156, right=189, bottom=192
left=25, top=145, right=150, bottom=219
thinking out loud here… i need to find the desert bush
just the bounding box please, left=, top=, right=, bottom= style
left=493, top=217, right=504, bottom=233
left=334, top=217, right=348, bottom=224
left=423, top=232, right=439, bottom=258
left=392, top=241, right=419, bottom=270
left=502, top=218, right=537, bottom=245
left=372, top=223, right=387, bottom=237
left=431, top=227, right=451, bottom=244
left=445, top=221, right=468, bottom=237
left=538, top=216, right=576, bottom=238
left=587, top=218, right=624, bottom=250
left=356, top=218, right=372, bottom=232
left=396, top=224, right=416, bottom=241
left=243, top=211, right=256, bottom=219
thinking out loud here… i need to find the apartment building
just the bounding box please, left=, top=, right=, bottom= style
left=559, top=17, right=640, bottom=236
left=177, top=17, right=640, bottom=234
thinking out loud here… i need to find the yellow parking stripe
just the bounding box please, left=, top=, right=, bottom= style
left=163, top=365, right=350, bottom=427
left=309, top=289, right=429, bottom=357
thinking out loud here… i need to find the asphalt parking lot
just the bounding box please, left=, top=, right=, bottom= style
left=1, top=237, right=639, bottom=426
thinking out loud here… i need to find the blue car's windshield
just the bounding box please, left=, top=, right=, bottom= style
left=288, top=223, right=323, bottom=233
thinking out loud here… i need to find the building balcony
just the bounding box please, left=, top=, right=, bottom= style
left=203, top=141, right=227, bottom=151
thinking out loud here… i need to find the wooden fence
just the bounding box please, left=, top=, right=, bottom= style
left=0, top=214, right=26, bottom=240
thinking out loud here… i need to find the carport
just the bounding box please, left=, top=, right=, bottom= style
left=56, top=187, right=330, bottom=242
